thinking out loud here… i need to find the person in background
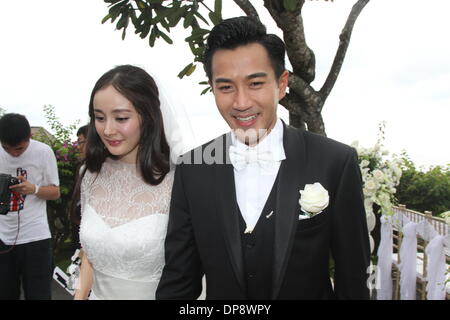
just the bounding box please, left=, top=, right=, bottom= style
left=69, top=125, right=88, bottom=249
left=0, top=113, right=60, bottom=300
left=76, top=125, right=88, bottom=161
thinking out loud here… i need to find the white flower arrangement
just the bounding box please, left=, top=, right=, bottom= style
left=351, top=123, right=402, bottom=219
left=352, top=123, right=402, bottom=253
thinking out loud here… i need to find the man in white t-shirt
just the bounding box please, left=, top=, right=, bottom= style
left=0, top=113, right=60, bottom=300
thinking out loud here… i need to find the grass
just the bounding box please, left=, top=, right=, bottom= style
left=53, top=238, right=77, bottom=273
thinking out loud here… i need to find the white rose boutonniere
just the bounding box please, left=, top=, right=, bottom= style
left=299, top=182, right=329, bottom=219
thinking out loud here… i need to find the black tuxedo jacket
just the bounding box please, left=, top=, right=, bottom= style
left=156, top=123, right=370, bottom=300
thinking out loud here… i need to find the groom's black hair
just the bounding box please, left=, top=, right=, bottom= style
left=203, top=16, right=286, bottom=81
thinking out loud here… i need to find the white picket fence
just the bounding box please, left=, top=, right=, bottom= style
left=377, top=205, right=450, bottom=300
left=393, top=205, right=448, bottom=237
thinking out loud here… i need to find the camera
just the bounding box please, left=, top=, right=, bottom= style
left=0, top=173, right=21, bottom=215
left=1, top=174, right=19, bottom=187
left=9, top=176, right=20, bottom=186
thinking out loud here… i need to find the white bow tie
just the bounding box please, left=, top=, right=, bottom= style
left=229, top=145, right=276, bottom=171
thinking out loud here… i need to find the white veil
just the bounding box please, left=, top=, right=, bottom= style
left=152, top=76, right=197, bottom=164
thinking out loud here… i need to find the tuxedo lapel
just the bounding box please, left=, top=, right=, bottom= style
left=214, top=133, right=246, bottom=293
left=272, top=123, right=307, bottom=299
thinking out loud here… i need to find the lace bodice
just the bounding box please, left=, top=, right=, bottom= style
left=81, top=158, right=173, bottom=227
left=79, top=158, right=174, bottom=288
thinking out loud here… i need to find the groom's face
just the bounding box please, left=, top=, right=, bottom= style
left=211, top=42, right=288, bottom=144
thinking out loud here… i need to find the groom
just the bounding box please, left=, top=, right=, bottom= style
left=156, top=16, right=370, bottom=299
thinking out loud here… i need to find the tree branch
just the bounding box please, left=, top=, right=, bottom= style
left=263, top=0, right=315, bottom=83
left=198, top=1, right=213, bottom=13
left=280, top=93, right=302, bottom=116
left=319, top=0, right=370, bottom=104
left=288, top=72, right=322, bottom=108
left=232, top=0, right=259, bottom=20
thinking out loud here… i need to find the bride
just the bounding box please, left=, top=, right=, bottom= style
left=74, top=64, right=187, bottom=300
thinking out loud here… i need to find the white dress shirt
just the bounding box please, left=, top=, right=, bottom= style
left=231, top=118, right=286, bottom=232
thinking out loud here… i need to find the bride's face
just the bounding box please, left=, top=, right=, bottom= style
left=93, top=85, right=142, bottom=164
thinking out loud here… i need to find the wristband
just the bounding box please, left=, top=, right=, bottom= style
left=34, top=184, right=40, bottom=195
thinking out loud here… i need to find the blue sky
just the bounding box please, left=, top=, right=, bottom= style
left=0, top=0, right=449, bottom=168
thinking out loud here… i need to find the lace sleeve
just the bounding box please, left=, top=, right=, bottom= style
left=80, top=165, right=95, bottom=219
left=80, top=165, right=86, bottom=217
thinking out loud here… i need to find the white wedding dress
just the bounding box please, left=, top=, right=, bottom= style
left=79, top=158, right=174, bottom=300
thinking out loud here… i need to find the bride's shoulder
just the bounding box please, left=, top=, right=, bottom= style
left=162, top=168, right=175, bottom=186
left=80, top=164, right=101, bottom=188
left=153, top=168, right=174, bottom=192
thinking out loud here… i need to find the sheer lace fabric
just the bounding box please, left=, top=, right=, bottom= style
left=82, top=158, right=173, bottom=227
left=79, top=158, right=173, bottom=298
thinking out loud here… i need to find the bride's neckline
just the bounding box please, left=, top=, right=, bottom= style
left=105, top=157, right=138, bottom=168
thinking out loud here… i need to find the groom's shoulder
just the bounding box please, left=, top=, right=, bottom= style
left=290, top=126, right=355, bottom=157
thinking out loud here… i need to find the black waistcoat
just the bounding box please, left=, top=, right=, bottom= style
left=238, top=174, right=279, bottom=299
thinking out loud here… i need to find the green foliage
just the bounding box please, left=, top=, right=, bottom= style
left=352, top=122, right=402, bottom=217
left=100, top=0, right=336, bottom=95
left=102, top=0, right=224, bottom=82
left=396, top=152, right=450, bottom=216
left=199, top=81, right=213, bottom=95
left=32, top=105, right=81, bottom=250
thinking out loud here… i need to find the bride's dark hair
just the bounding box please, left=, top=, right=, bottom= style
left=85, top=64, right=170, bottom=185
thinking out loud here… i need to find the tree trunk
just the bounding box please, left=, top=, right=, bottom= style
left=305, top=112, right=326, bottom=135
left=264, top=0, right=370, bottom=136
left=289, top=113, right=306, bottom=131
